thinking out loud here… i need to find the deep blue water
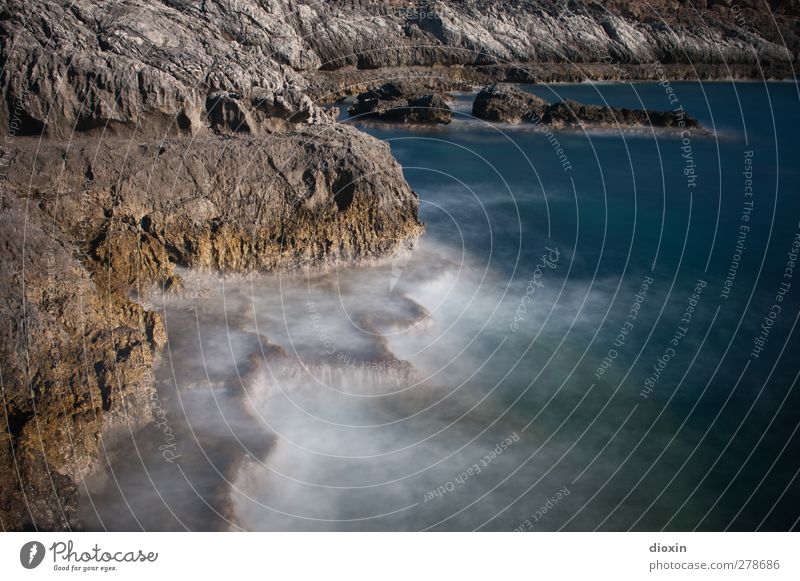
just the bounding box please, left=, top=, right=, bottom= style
left=84, top=82, right=800, bottom=531
left=336, top=81, right=800, bottom=531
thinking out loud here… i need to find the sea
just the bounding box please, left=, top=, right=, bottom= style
left=82, top=80, right=800, bottom=531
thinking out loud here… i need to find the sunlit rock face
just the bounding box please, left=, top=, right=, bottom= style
left=0, top=125, right=423, bottom=531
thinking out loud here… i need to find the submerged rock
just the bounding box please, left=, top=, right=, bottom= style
left=349, top=82, right=453, bottom=124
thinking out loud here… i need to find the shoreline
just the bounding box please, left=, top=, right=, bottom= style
left=0, top=74, right=784, bottom=532
left=308, top=63, right=797, bottom=103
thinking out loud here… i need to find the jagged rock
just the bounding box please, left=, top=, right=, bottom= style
left=290, top=0, right=796, bottom=71
left=472, top=84, right=548, bottom=123
left=307, top=69, right=477, bottom=103
left=286, top=0, right=795, bottom=72
left=348, top=82, right=453, bottom=124
left=408, top=94, right=453, bottom=124
left=2, top=127, right=423, bottom=278
left=0, top=195, right=164, bottom=530
left=1, top=1, right=795, bottom=137
left=0, top=0, right=328, bottom=138
left=541, top=99, right=700, bottom=129
left=0, top=0, right=793, bottom=532
left=473, top=84, right=700, bottom=129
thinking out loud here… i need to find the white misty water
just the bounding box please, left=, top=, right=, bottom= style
left=190, top=238, right=559, bottom=531
left=81, top=227, right=700, bottom=531
left=82, top=236, right=601, bottom=531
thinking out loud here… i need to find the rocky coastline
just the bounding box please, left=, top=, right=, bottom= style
left=0, top=0, right=796, bottom=530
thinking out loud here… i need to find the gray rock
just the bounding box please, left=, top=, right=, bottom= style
left=473, top=84, right=701, bottom=129
left=1, top=1, right=795, bottom=137
left=472, top=84, right=548, bottom=123
left=0, top=0, right=327, bottom=138
left=348, top=82, right=453, bottom=124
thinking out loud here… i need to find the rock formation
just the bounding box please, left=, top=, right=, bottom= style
left=2, top=1, right=795, bottom=137
left=540, top=99, right=700, bottom=129
left=0, top=193, right=167, bottom=530
left=0, top=126, right=423, bottom=530
left=472, top=84, right=550, bottom=123
left=472, top=84, right=700, bottom=129
left=348, top=82, right=453, bottom=124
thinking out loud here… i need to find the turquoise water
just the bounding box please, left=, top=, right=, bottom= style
left=83, top=82, right=800, bottom=531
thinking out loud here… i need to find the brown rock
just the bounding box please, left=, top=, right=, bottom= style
left=0, top=126, right=423, bottom=530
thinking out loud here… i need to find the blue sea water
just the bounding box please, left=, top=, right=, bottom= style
left=83, top=81, right=800, bottom=531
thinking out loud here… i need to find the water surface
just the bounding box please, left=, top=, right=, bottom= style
left=82, top=81, right=800, bottom=531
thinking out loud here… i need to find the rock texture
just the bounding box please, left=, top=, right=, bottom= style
left=472, top=84, right=550, bottom=123
left=540, top=99, right=700, bottom=129
left=0, top=127, right=423, bottom=530
left=0, top=193, right=167, bottom=530
left=4, top=127, right=423, bottom=277
left=1, top=1, right=796, bottom=137
left=0, top=0, right=329, bottom=138
left=473, top=84, right=700, bottom=129
left=284, top=0, right=797, bottom=72
left=348, top=82, right=453, bottom=124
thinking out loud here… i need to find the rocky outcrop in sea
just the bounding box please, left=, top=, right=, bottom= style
left=348, top=82, right=453, bottom=124
left=472, top=84, right=700, bottom=128
left=472, top=84, right=550, bottom=123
